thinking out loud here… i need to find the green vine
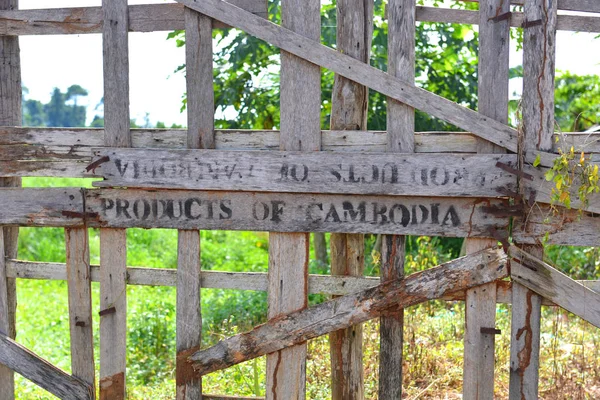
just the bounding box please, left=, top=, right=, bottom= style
left=541, top=142, right=600, bottom=212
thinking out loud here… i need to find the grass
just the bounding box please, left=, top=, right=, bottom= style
left=8, top=178, right=600, bottom=398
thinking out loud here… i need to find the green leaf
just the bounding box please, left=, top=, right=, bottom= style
left=545, top=170, right=555, bottom=181
left=533, top=154, right=541, bottom=167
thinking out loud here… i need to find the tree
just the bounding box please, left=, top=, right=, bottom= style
left=168, top=0, right=480, bottom=132
left=22, top=85, right=89, bottom=127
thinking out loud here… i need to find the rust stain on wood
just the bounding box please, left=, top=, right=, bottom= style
left=85, top=155, right=110, bottom=173
left=177, top=345, right=201, bottom=389
left=99, top=371, right=125, bottom=400
left=515, top=290, right=534, bottom=397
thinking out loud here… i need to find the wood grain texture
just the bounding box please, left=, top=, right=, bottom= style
left=509, top=245, right=600, bottom=328
left=0, top=187, right=511, bottom=237
left=265, top=0, right=320, bottom=397
left=90, top=149, right=520, bottom=199
left=510, top=1, right=557, bottom=398
left=189, top=248, right=508, bottom=375
left=65, top=228, right=96, bottom=398
left=0, top=0, right=21, bottom=395
left=176, top=230, right=202, bottom=399
left=100, top=1, right=130, bottom=398
left=99, top=228, right=127, bottom=400
left=7, top=258, right=600, bottom=304
left=462, top=0, right=510, bottom=396
left=0, top=332, right=93, bottom=399
left=379, top=0, right=415, bottom=397
left=173, top=0, right=519, bottom=155
left=176, top=6, right=214, bottom=399
left=0, top=230, right=13, bottom=400
left=0, top=2, right=268, bottom=36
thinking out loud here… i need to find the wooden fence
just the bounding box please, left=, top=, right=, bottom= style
left=1, top=0, right=600, bottom=399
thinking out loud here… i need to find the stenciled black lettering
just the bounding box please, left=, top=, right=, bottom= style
left=219, top=200, right=233, bottom=220
left=361, top=165, right=379, bottom=184
left=389, top=204, right=410, bottom=227
left=372, top=203, right=388, bottom=225
left=160, top=199, right=183, bottom=220
left=115, top=199, right=131, bottom=219
left=114, top=159, right=129, bottom=178
left=184, top=198, right=202, bottom=220
left=419, top=205, right=429, bottom=224
left=252, top=202, right=270, bottom=221
left=343, top=165, right=360, bottom=183
left=381, top=163, right=399, bottom=184
left=329, top=165, right=342, bottom=182
left=271, top=201, right=285, bottom=222
left=430, top=167, right=450, bottom=186
left=290, top=165, right=308, bottom=182
left=431, top=203, right=440, bottom=224
left=411, top=205, right=418, bottom=225
left=133, top=199, right=151, bottom=220
left=324, top=204, right=341, bottom=223
left=101, top=198, right=114, bottom=216
left=441, top=205, right=461, bottom=227
left=342, top=201, right=366, bottom=222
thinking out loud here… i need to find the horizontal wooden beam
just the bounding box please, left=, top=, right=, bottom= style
left=186, top=247, right=508, bottom=376
left=0, top=332, right=93, bottom=400
left=416, top=6, right=600, bottom=33
left=0, top=3, right=597, bottom=36
left=0, top=187, right=509, bottom=237
left=90, top=148, right=519, bottom=198
left=509, top=245, right=600, bottom=328
left=0, top=1, right=268, bottom=36
left=456, top=0, right=600, bottom=13
left=7, top=259, right=598, bottom=303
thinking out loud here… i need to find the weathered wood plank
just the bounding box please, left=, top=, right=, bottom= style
left=100, top=0, right=130, bottom=398
left=188, top=248, right=508, bottom=376
left=90, top=149, right=519, bottom=198
left=379, top=0, right=415, bottom=397
left=263, top=0, right=321, bottom=397
left=415, top=6, right=600, bottom=33
left=177, top=230, right=202, bottom=399
left=463, top=0, right=510, bottom=395
left=509, top=245, right=600, bottom=328
left=0, top=0, right=21, bottom=395
left=0, top=230, right=13, bottom=400
left=0, top=3, right=597, bottom=36
left=0, top=332, right=93, bottom=400
left=457, top=0, right=600, bottom=13
left=174, top=0, right=521, bottom=157
left=176, top=6, right=214, bottom=399
left=0, top=128, right=480, bottom=152
left=510, top=1, right=557, bottom=398
left=0, top=2, right=268, bottom=36
left=0, top=188, right=510, bottom=237
left=513, top=205, right=600, bottom=247
left=99, top=229, right=127, bottom=400
left=6, top=258, right=600, bottom=303
left=65, top=228, right=96, bottom=398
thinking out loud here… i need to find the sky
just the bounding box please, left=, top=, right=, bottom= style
left=18, top=0, right=600, bottom=128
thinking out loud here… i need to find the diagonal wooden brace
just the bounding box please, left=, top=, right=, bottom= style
left=174, top=0, right=558, bottom=168
left=187, top=247, right=508, bottom=376
left=508, top=245, right=600, bottom=329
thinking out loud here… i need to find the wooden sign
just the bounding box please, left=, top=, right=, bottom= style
left=0, top=188, right=508, bottom=238
left=89, top=148, right=518, bottom=198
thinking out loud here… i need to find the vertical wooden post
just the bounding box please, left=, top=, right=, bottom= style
left=509, top=0, right=556, bottom=398
left=0, top=0, right=21, bottom=397
left=65, top=228, right=96, bottom=399
left=99, top=0, right=130, bottom=398
left=463, top=1, right=510, bottom=398
left=379, top=1, right=414, bottom=398
left=329, top=2, right=372, bottom=399
left=267, top=0, right=320, bottom=398
left=176, top=8, right=214, bottom=400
